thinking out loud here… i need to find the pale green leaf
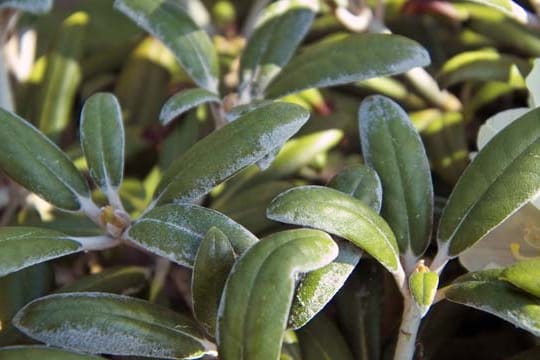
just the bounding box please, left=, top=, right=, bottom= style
left=0, top=227, right=82, bottom=277
left=114, top=0, right=219, bottom=92
left=501, top=258, right=540, bottom=298
left=265, top=34, right=430, bottom=98
left=217, top=229, right=338, bottom=360
left=0, top=346, right=105, bottom=359
left=192, top=227, right=235, bottom=335
left=13, top=292, right=211, bottom=359
left=526, top=58, right=540, bottom=107
left=267, top=185, right=400, bottom=273
left=160, top=88, right=220, bottom=125
left=80, top=93, right=125, bottom=194
left=477, top=108, right=529, bottom=149
left=0, top=108, right=90, bottom=211
left=360, top=95, right=433, bottom=258
left=154, top=102, right=309, bottom=205
left=444, top=278, right=540, bottom=337
left=438, top=107, right=540, bottom=256
left=409, top=271, right=439, bottom=317
left=128, top=204, right=257, bottom=267
left=239, top=0, right=316, bottom=98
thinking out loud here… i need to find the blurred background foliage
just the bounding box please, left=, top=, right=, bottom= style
left=1, top=0, right=540, bottom=358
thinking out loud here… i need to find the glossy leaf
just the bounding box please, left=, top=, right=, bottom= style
left=328, top=165, right=383, bottom=212
left=239, top=0, right=316, bottom=98
left=438, top=107, right=540, bottom=256
left=192, top=227, right=235, bottom=335
left=501, top=258, right=540, bottom=298
left=0, top=108, right=90, bottom=211
left=297, top=313, right=354, bottom=360
left=14, top=292, right=210, bottom=359
left=160, top=88, right=220, bottom=125
left=128, top=204, right=257, bottom=267
left=288, top=165, right=381, bottom=329
left=409, top=271, right=439, bottom=317
left=154, top=102, right=309, bottom=205
left=443, top=278, right=540, bottom=336
left=0, top=346, right=104, bottom=359
left=114, top=0, right=219, bottom=92
left=80, top=93, right=125, bottom=195
left=267, top=185, right=400, bottom=273
left=56, top=266, right=149, bottom=295
left=360, top=95, right=433, bottom=259
left=0, top=0, right=52, bottom=12
left=265, top=34, right=430, bottom=98
left=0, top=227, right=82, bottom=277
left=217, top=229, right=338, bottom=360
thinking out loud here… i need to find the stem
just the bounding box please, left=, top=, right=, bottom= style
left=149, top=258, right=171, bottom=303
left=79, top=196, right=103, bottom=227
left=107, top=187, right=126, bottom=213
left=72, top=235, right=120, bottom=251
left=393, top=293, right=422, bottom=360
left=430, top=241, right=451, bottom=275
left=210, top=102, right=227, bottom=129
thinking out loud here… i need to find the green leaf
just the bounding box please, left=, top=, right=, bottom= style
left=13, top=292, right=211, bottom=359
left=477, top=108, right=529, bottom=150
left=0, top=227, right=82, bottom=277
left=0, top=346, right=105, bottom=359
left=80, top=93, right=125, bottom=196
left=128, top=204, right=257, bottom=267
left=160, top=88, right=220, bottom=125
left=0, top=0, right=52, bottom=13
left=114, top=0, right=219, bottom=92
left=287, top=165, right=381, bottom=329
left=443, top=278, right=540, bottom=337
left=409, top=271, right=439, bottom=317
left=328, top=165, right=383, bottom=213
left=0, top=264, right=54, bottom=345
left=438, top=107, right=540, bottom=256
left=267, top=185, right=400, bottom=273
left=265, top=34, right=430, bottom=98
left=239, top=0, right=316, bottom=98
left=217, top=229, right=338, bottom=360
left=56, top=266, right=149, bottom=295
left=360, top=95, right=433, bottom=259
left=192, top=227, right=235, bottom=335
left=464, top=0, right=528, bottom=21
left=501, top=258, right=540, bottom=298
left=154, top=102, right=309, bottom=205
left=297, top=313, right=354, bottom=360
left=0, top=108, right=90, bottom=211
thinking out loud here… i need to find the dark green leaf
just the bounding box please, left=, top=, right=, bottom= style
left=114, top=0, right=219, bottom=92
left=360, top=95, right=433, bottom=259
left=56, top=266, right=149, bottom=295
left=0, top=346, right=104, bottom=359
left=154, top=102, right=309, bottom=205
left=160, top=88, right=220, bottom=125
left=0, top=227, right=82, bottom=277
left=288, top=165, right=381, bottom=329
left=218, top=229, right=338, bottom=360
left=13, top=292, right=211, bottom=359
left=444, top=279, right=540, bottom=336
left=265, top=34, right=430, bottom=98
left=328, top=164, right=382, bottom=213
left=128, top=204, right=257, bottom=267
left=438, top=107, right=540, bottom=256
left=192, top=227, right=235, bottom=335
left=0, top=108, right=90, bottom=211
left=267, top=186, right=400, bottom=273
left=80, top=93, right=125, bottom=195
left=239, top=1, right=316, bottom=98
left=297, top=313, right=354, bottom=360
